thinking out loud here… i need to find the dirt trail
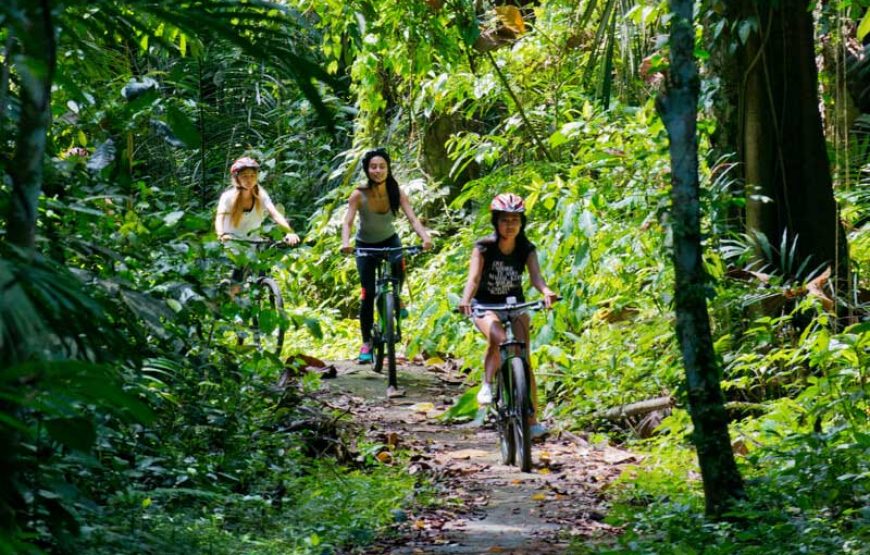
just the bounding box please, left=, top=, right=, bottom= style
left=323, top=359, right=638, bottom=554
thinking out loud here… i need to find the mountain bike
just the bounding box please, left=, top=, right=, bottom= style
left=219, top=238, right=291, bottom=359
left=355, top=245, right=423, bottom=391
left=471, top=297, right=558, bottom=472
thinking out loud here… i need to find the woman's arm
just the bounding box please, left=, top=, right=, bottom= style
left=399, top=189, right=433, bottom=250
left=527, top=250, right=558, bottom=307
left=215, top=193, right=232, bottom=241
left=341, top=190, right=361, bottom=253
left=263, top=192, right=300, bottom=245
left=458, top=247, right=484, bottom=315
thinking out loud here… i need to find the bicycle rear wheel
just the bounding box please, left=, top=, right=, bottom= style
left=384, top=292, right=397, bottom=388
left=495, top=369, right=515, bottom=466
left=254, top=277, right=286, bottom=359
left=511, top=357, right=532, bottom=472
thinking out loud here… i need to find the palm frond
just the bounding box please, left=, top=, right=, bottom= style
left=0, top=249, right=125, bottom=366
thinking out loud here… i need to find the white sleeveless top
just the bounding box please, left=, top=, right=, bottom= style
left=216, top=187, right=273, bottom=237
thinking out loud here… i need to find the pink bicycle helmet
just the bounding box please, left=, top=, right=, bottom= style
left=230, top=156, right=260, bottom=174
left=490, top=193, right=525, bottom=213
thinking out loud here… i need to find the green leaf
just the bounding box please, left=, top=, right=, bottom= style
left=163, top=210, right=185, bottom=227
left=304, top=317, right=323, bottom=339
left=44, top=417, right=96, bottom=452
left=165, top=105, right=201, bottom=148
left=439, top=388, right=481, bottom=422
left=859, top=9, right=870, bottom=41
left=459, top=19, right=481, bottom=47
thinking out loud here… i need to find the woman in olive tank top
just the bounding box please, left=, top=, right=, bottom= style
left=341, top=149, right=432, bottom=394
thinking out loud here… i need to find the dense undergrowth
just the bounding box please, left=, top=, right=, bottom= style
left=2, top=0, right=869, bottom=553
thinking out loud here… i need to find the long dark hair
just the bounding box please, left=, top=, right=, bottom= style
left=362, top=148, right=400, bottom=215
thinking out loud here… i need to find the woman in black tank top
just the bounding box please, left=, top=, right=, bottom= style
left=458, top=193, right=558, bottom=438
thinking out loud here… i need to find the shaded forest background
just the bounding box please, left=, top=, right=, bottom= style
left=0, top=0, right=867, bottom=553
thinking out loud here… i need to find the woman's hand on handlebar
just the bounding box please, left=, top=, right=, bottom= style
left=458, top=298, right=472, bottom=316
left=283, top=232, right=301, bottom=246
left=341, top=243, right=353, bottom=255
left=542, top=289, right=559, bottom=309
left=422, top=238, right=433, bottom=251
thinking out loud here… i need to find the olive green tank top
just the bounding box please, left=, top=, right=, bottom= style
left=356, top=189, right=397, bottom=243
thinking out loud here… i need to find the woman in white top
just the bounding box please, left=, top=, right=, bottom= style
left=215, top=156, right=300, bottom=245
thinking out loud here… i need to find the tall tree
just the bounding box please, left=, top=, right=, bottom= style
left=4, top=1, right=55, bottom=250
left=656, top=0, right=747, bottom=517
left=732, top=1, right=848, bottom=291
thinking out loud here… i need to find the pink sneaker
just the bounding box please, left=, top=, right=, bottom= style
left=358, top=343, right=373, bottom=363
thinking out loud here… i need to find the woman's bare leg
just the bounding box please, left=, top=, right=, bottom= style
left=473, top=312, right=506, bottom=384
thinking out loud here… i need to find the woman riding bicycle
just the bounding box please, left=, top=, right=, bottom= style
left=341, top=148, right=433, bottom=370
left=458, top=193, right=558, bottom=439
left=215, top=156, right=300, bottom=246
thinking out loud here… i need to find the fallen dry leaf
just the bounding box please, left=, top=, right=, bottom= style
left=386, top=432, right=400, bottom=448
left=602, top=446, right=637, bottom=464
left=446, top=449, right=489, bottom=460
left=410, top=402, right=435, bottom=413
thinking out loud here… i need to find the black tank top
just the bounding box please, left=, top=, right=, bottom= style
left=473, top=236, right=535, bottom=303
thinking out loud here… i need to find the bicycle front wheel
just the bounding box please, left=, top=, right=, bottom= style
left=372, top=295, right=385, bottom=373
left=511, top=357, right=532, bottom=472
left=495, top=369, right=515, bottom=466
left=384, top=292, right=397, bottom=388
left=254, top=277, right=286, bottom=359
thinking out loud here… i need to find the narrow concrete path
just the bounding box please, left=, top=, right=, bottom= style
left=323, top=359, right=637, bottom=554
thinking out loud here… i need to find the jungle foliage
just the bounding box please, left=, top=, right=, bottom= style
left=0, top=0, right=868, bottom=553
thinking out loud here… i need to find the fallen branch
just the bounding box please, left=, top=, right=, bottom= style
left=593, top=396, right=674, bottom=421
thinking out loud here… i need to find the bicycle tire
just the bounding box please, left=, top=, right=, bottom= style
left=384, top=292, right=397, bottom=388
left=495, top=368, right=516, bottom=466
left=511, top=357, right=532, bottom=472
left=255, top=277, right=286, bottom=359
left=372, top=294, right=385, bottom=373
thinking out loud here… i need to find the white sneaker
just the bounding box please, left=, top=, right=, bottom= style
left=476, top=382, right=493, bottom=405
left=530, top=423, right=549, bottom=440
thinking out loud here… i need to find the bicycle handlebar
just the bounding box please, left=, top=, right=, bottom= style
left=353, top=245, right=424, bottom=257
left=221, top=236, right=299, bottom=248
left=464, top=296, right=562, bottom=318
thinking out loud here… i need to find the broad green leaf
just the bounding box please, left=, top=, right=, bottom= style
left=439, top=388, right=480, bottom=422
left=165, top=105, right=201, bottom=148
left=44, top=417, right=96, bottom=452
left=163, top=210, right=184, bottom=227
left=859, top=9, right=870, bottom=41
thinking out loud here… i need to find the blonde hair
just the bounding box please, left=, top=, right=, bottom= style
left=226, top=175, right=263, bottom=227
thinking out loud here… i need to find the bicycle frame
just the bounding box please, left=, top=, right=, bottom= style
left=471, top=298, right=553, bottom=471
left=355, top=246, right=422, bottom=388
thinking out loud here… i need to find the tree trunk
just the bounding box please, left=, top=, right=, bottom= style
left=740, top=1, right=849, bottom=293
left=5, top=0, right=55, bottom=250
left=1, top=0, right=55, bottom=535
left=656, top=0, right=747, bottom=518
